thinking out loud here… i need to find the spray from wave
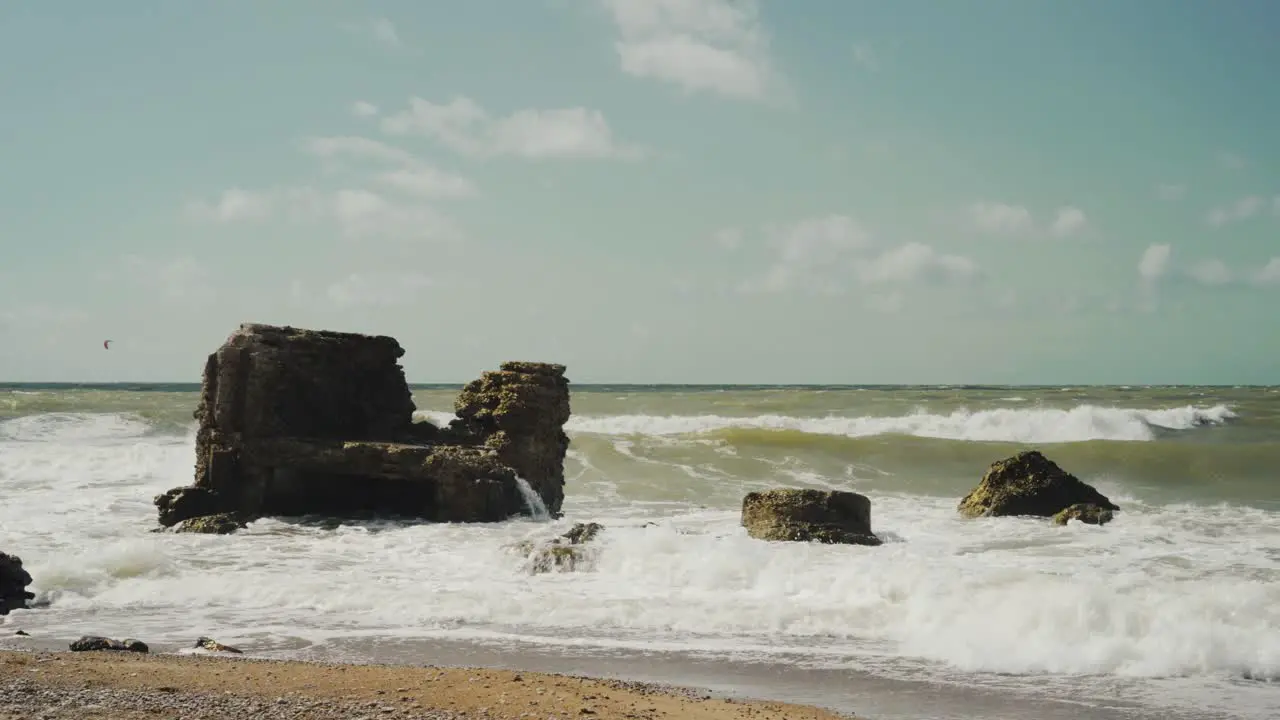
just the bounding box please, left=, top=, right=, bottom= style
left=417, top=404, right=1236, bottom=444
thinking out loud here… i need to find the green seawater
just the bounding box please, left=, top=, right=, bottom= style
left=2, top=383, right=1276, bottom=509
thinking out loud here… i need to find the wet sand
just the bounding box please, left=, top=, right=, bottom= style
left=0, top=649, right=853, bottom=720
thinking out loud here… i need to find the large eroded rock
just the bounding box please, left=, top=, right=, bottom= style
left=958, top=450, right=1119, bottom=519
left=741, top=488, right=883, bottom=546
left=153, top=323, right=570, bottom=532
left=0, top=552, right=35, bottom=615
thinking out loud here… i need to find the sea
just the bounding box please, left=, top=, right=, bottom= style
left=1, top=383, right=1277, bottom=720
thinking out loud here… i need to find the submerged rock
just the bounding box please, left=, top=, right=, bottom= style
left=70, top=635, right=149, bottom=653
left=194, top=636, right=243, bottom=654
left=512, top=522, right=607, bottom=574
left=0, top=552, right=35, bottom=616
left=175, top=513, right=248, bottom=535
left=151, top=323, right=571, bottom=533
left=741, top=489, right=882, bottom=546
left=958, top=450, right=1119, bottom=519
left=1052, top=503, right=1115, bottom=526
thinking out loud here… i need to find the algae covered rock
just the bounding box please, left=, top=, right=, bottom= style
left=194, top=636, right=243, bottom=654
left=70, top=635, right=149, bottom=653
left=175, top=513, right=248, bottom=535
left=959, top=450, right=1119, bottom=519
left=741, top=488, right=882, bottom=546
left=511, top=522, right=606, bottom=574
left=1052, top=503, right=1115, bottom=526
left=156, top=487, right=232, bottom=528
left=0, top=552, right=35, bottom=615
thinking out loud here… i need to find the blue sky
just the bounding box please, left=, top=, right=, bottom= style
left=1, top=0, right=1278, bottom=384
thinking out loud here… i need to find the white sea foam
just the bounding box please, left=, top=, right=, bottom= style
left=3, top=410, right=1277, bottom=719
left=419, top=404, right=1235, bottom=444
left=591, top=405, right=1234, bottom=443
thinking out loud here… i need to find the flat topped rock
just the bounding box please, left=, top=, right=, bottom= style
left=499, top=361, right=567, bottom=377
left=153, top=324, right=572, bottom=533
left=741, top=488, right=883, bottom=547
left=959, top=450, right=1119, bottom=519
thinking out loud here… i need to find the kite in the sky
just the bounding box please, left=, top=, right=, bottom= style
left=103, top=340, right=112, bottom=350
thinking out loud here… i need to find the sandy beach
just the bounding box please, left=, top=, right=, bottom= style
left=0, top=649, right=852, bottom=720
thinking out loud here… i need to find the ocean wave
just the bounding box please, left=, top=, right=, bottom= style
left=555, top=404, right=1237, bottom=444
left=0, top=412, right=154, bottom=443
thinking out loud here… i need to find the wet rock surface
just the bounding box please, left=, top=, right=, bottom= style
left=69, top=636, right=149, bottom=653
left=512, top=522, right=607, bottom=574
left=152, top=324, right=570, bottom=533
left=1052, top=502, right=1115, bottom=526
left=741, top=489, right=882, bottom=546
left=958, top=450, right=1120, bottom=519
left=0, top=552, right=35, bottom=615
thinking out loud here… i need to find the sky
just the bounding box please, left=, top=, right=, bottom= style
left=1, top=0, right=1278, bottom=385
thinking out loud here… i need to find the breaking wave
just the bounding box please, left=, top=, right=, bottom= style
left=409, top=404, right=1237, bottom=444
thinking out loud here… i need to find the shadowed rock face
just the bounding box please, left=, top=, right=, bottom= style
left=958, top=450, right=1119, bottom=519
left=153, top=323, right=571, bottom=532
left=0, top=552, right=35, bottom=615
left=741, top=488, right=883, bottom=547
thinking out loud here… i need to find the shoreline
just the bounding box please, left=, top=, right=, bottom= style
left=0, top=647, right=851, bottom=720
left=1, top=632, right=1212, bottom=720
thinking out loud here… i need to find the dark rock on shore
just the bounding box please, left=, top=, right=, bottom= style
left=741, top=489, right=883, bottom=546
left=0, top=552, right=35, bottom=616
left=70, top=635, right=149, bottom=653
left=152, top=324, right=571, bottom=533
left=958, top=450, right=1119, bottom=519
left=1052, top=502, right=1115, bottom=526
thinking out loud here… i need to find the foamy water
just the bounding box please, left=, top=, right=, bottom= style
left=2, top=389, right=1278, bottom=719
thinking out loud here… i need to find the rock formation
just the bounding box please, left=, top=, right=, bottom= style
left=510, top=522, right=605, bottom=574
left=0, top=552, right=35, bottom=615
left=741, top=489, right=883, bottom=546
left=70, top=635, right=149, bottom=653
left=153, top=323, right=571, bottom=532
left=1052, top=503, right=1115, bottom=526
left=958, top=450, right=1119, bottom=519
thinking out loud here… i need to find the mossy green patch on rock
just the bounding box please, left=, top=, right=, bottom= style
left=174, top=513, right=249, bottom=535
left=1052, top=503, right=1115, bottom=526
left=958, top=450, right=1119, bottom=519
left=741, top=488, right=882, bottom=547
left=508, top=521, right=606, bottom=574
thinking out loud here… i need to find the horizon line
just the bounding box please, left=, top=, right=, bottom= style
left=1, top=381, right=1276, bottom=389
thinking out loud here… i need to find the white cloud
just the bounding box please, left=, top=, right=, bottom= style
left=1155, top=183, right=1186, bottom=201
left=185, top=187, right=274, bottom=222
left=970, top=202, right=1089, bottom=238
left=326, top=271, right=432, bottom=308
left=712, top=227, right=743, bottom=250
left=1187, top=258, right=1233, bottom=286
left=852, top=43, right=878, bottom=71
left=970, top=202, right=1033, bottom=235
left=856, top=242, right=978, bottom=285
left=740, top=214, right=978, bottom=296
left=596, top=0, right=780, bottom=102
left=1217, top=151, right=1247, bottom=170
left=1207, top=195, right=1262, bottom=227
left=370, top=17, right=401, bottom=48
left=377, top=167, right=476, bottom=199
left=1138, top=243, right=1171, bottom=281
left=1253, top=258, right=1280, bottom=286
left=302, top=135, right=416, bottom=165
left=1049, top=206, right=1088, bottom=237
left=352, top=101, right=379, bottom=118
left=381, top=96, right=642, bottom=160
left=121, top=256, right=214, bottom=302
left=187, top=186, right=458, bottom=242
